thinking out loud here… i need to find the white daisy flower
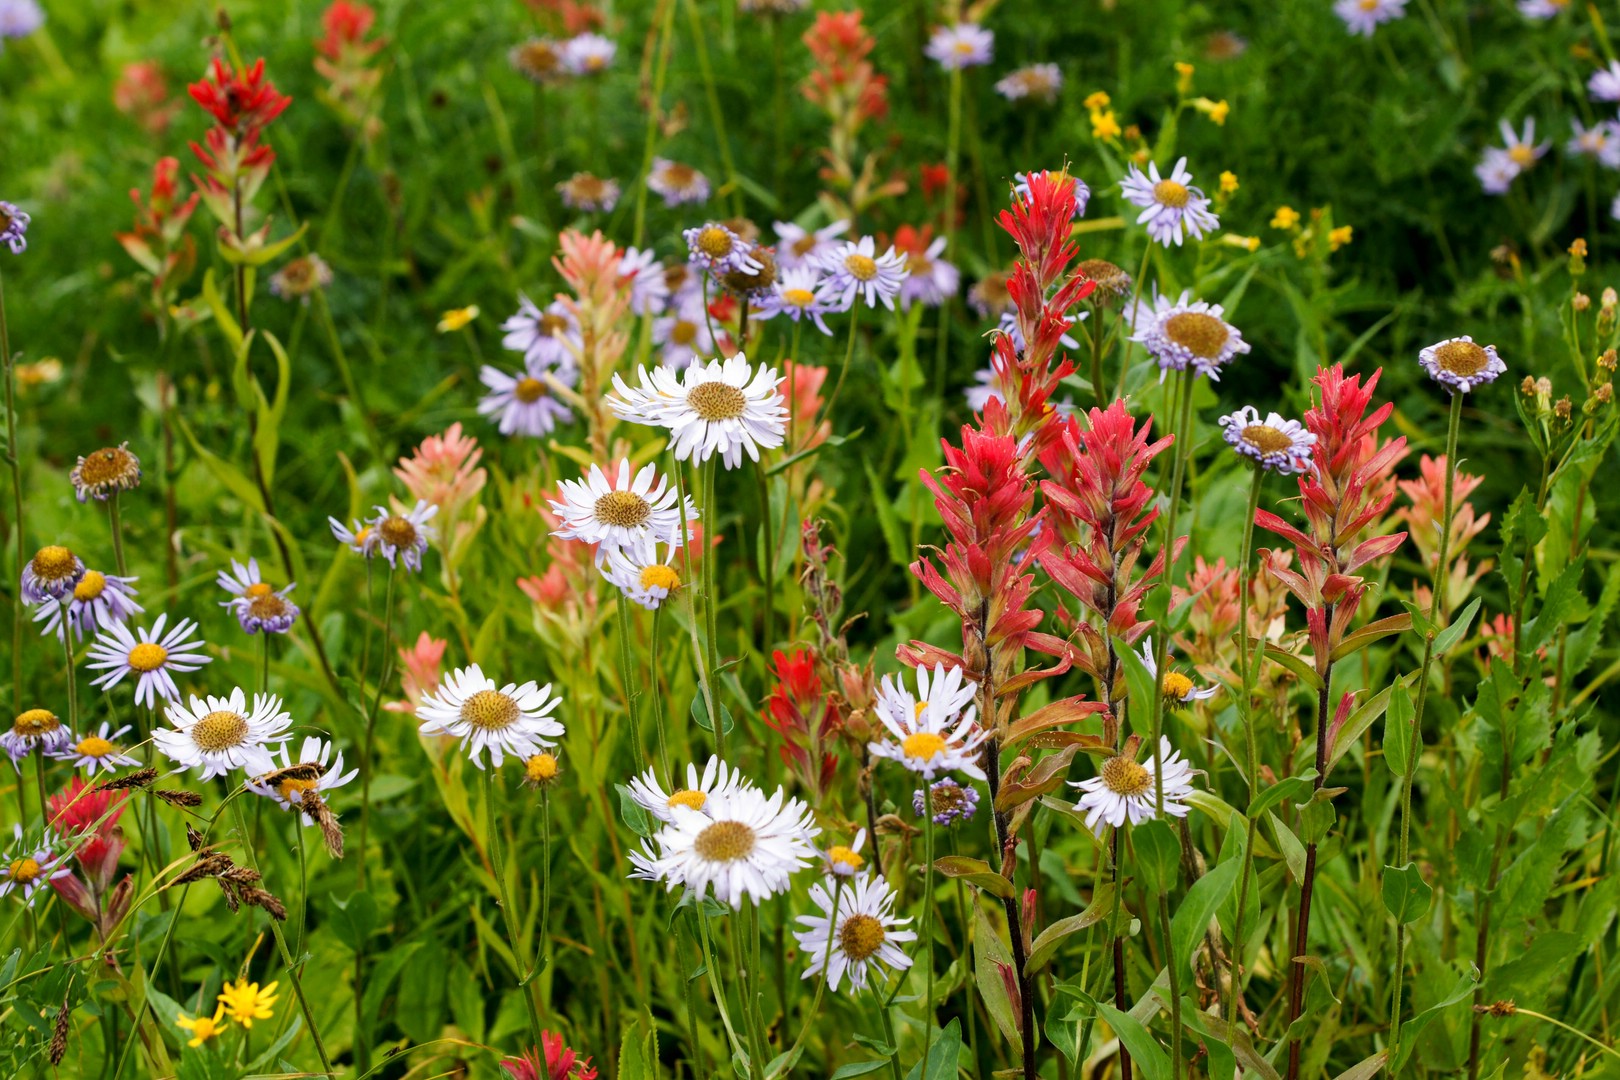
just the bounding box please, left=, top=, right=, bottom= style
left=86, top=614, right=212, bottom=709
left=1590, top=60, right=1620, bottom=103
left=620, top=246, right=672, bottom=315
left=479, top=356, right=577, bottom=438
left=561, top=32, right=616, bottom=75
left=924, top=23, right=993, bottom=69
left=1218, top=406, right=1316, bottom=475
left=794, top=872, right=917, bottom=992
left=550, top=459, right=695, bottom=562
left=898, top=235, right=960, bottom=310
left=757, top=265, right=841, bottom=334
left=1138, top=640, right=1218, bottom=704
left=1333, top=0, right=1407, bottom=35
left=819, top=236, right=908, bottom=311
left=648, top=158, right=712, bottom=208
left=773, top=219, right=850, bottom=271
left=1475, top=148, right=1520, bottom=195
left=627, top=757, right=750, bottom=824
left=416, top=664, right=565, bottom=769
left=217, top=558, right=300, bottom=635
left=1568, top=119, right=1620, bottom=168
left=32, top=568, right=142, bottom=642
left=246, top=735, right=359, bottom=824
left=684, top=221, right=762, bottom=277
left=21, top=545, right=85, bottom=604
left=1121, top=157, right=1219, bottom=247
left=1496, top=117, right=1551, bottom=173
left=0, top=825, right=70, bottom=904
left=3, top=708, right=70, bottom=762
left=1129, top=290, right=1251, bottom=381
left=366, top=500, right=439, bottom=572
left=600, top=536, right=686, bottom=610
left=1418, top=336, right=1507, bottom=394
left=1013, top=169, right=1089, bottom=218
left=653, top=297, right=718, bottom=370
left=995, top=64, right=1063, bottom=105
left=328, top=516, right=376, bottom=557
left=1071, top=736, right=1197, bottom=834
left=820, top=828, right=870, bottom=878
left=155, top=688, right=293, bottom=781
left=609, top=352, right=789, bottom=469
left=869, top=663, right=987, bottom=781
left=1518, top=0, right=1570, bottom=16
left=48, top=722, right=142, bottom=775
left=501, top=294, right=581, bottom=373
left=632, top=784, right=819, bottom=908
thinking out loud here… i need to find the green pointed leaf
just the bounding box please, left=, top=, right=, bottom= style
left=1383, top=682, right=1415, bottom=778
left=1133, top=819, right=1180, bottom=894
left=1381, top=862, right=1432, bottom=925
left=1172, top=859, right=1241, bottom=979
left=1097, top=1003, right=1170, bottom=1080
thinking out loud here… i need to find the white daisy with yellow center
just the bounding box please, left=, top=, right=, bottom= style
left=1217, top=405, right=1316, bottom=475
left=1120, top=157, right=1219, bottom=247
left=1417, top=336, right=1507, bottom=395
left=821, top=827, right=869, bottom=878
left=1138, top=641, right=1218, bottom=705
left=629, top=785, right=819, bottom=908
left=416, top=664, right=565, bottom=769
left=0, top=824, right=70, bottom=905
left=32, top=567, right=143, bottom=643
left=245, top=735, right=358, bottom=824
left=869, top=663, right=987, bottom=781
left=551, top=459, right=695, bottom=564
left=626, top=757, right=749, bottom=825
left=1071, top=736, right=1197, bottom=835
left=155, top=688, right=293, bottom=781
left=609, top=353, right=789, bottom=469
left=49, top=721, right=141, bottom=775
left=818, top=236, right=909, bottom=311
left=601, top=536, right=687, bottom=610
left=794, top=872, right=917, bottom=992
left=86, top=614, right=213, bottom=709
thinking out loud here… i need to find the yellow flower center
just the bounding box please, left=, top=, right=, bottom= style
left=460, top=689, right=520, bottom=731
left=515, top=377, right=548, bottom=403
left=525, top=753, right=560, bottom=783
left=844, top=253, right=879, bottom=281
left=31, top=545, right=77, bottom=582
left=1162, top=672, right=1195, bottom=700
left=902, top=732, right=948, bottom=762
left=828, top=845, right=865, bottom=871
left=839, top=913, right=887, bottom=961
left=193, top=710, right=249, bottom=752
left=594, top=490, right=652, bottom=528
left=278, top=776, right=318, bottom=802
left=78, top=447, right=139, bottom=489
left=1508, top=145, right=1536, bottom=168
left=13, top=709, right=59, bottom=738
left=667, top=789, right=708, bottom=811
left=73, top=571, right=107, bottom=602
left=1100, top=754, right=1153, bottom=797
left=1357, top=0, right=1378, bottom=10
left=1152, top=179, right=1191, bottom=208
left=518, top=41, right=561, bottom=75
left=1163, top=311, right=1230, bottom=359
left=378, top=516, right=419, bottom=550
left=127, top=642, right=168, bottom=673
left=639, top=564, right=681, bottom=591
left=687, top=381, right=749, bottom=421
left=248, top=594, right=290, bottom=621
left=566, top=175, right=606, bottom=200
left=1241, top=424, right=1295, bottom=455
left=538, top=313, right=569, bottom=337
left=76, top=736, right=114, bottom=757
left=782, top=287, right=816, bottom=308
left=671, top=320, right=699, bottom=346
left=354, top=525, right=373, bottom=546
left=1435, top=340, right=1489, bottom=377
left=693, top=820, right=757, bottom=861
left=953, top=40, right=976, bottom=55
left=697, top=225, right=735, bottom=259
left=662, top=162, right=697, bottom=188
left=792, top=234, right=818, bottom=257
left=8, top=857, right=41, bottom=885
left=244, top=582, right=274, bottom=599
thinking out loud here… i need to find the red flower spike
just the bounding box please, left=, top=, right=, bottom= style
left=187, top=57, right=291, bottom=137
left=762, top=649, right=841, bottom=798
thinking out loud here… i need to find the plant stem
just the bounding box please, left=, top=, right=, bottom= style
left=2, top=266, right=24, bottom=720
left=683, top=0, right=742, bottom=218
left=756, top=462, right=775, bottom=662
left=701, top=456, right=725, bottom=759
left=1284, top=633, right=1336, bottom=1080
left=616, top=591, right=648, bottom=770
left=107, top=494, right=127, bottom=578
left=823, top=302, right=861, bottom=422
left=649, top=605, right=671, bottom=784
left=632, top=0, right=678, bottom=248
left=356, top=565, right=398, bottom=890
left=922, top=795, right=936, bottom=1073
left=483, top=764, right=545, bottom=1051
left=1226, top=463, right=1265, bottom=1027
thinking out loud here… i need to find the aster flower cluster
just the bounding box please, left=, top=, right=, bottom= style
left=484, top=294, right=581, bottom=438
left=508, top=32, right=617, bottom=85
left=548, top=458, right=695, bottom=609
left=329, top=500, right=440, bottom=572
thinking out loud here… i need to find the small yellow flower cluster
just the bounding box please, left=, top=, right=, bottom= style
left=1269, top=204, right=1353, bottom=260
left=1085, top=91, right=1120, bottom=141
left=438, top=305, right=480, bottom=333
left=175, top=979, right=279, bottom=1048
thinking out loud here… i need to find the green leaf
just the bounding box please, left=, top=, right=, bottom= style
left=1097, top=1003, right=1170, bottom=1080
left=1261, top=642, right=1324, bottom=690
left=1393, top=970, right=1476, bottom=1071
left=1332, top=1049, right=1389, bottom=1080
left=933, top=855, right=1016, bottom=900
left=1027, top=883, right=1116, bottom=972
left=1381, top=862, right=1432, bottom=925
left=1527, top=556, right=1588, bottom=653
left=830, top=1063, right=890, bottom=1079
left=863, top=461, right=909, bottom=569
left=690, top=694, right=735, bottom=736
left=1171, top=859, right=1241, bottom=979
left=1247, top=771, right=1318, bottom=819
left=1330, top=613, right=1412, bottom=661
left=615, top=784, right=657, bottom=838
left=1133, top=819, right=1181, bottom=894
left=1383, top=682, right=1415, bottom=778
left=328, top=889, right=379, bottom=951
left=1496, top=798, right=1585, bottom=927
left=1432, top=596, right=1483, bottom=655
left=1114, top=633, right=1160, bottom=711
left=972, top=906, right=1020, bottom=1045
left=1269, top=811, right=1307, bottom=883
left=902, top=1018, right=961, bottom=1080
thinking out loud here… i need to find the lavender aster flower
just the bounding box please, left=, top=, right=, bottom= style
left=1120, top=157, right=1219, bottom=247
left=619, top=246, right=672, bottom=315
left=1218, top=407, right=1316, bottom=475
left=925, top=23, right=993, bottom=69
left=561, top=32, right=616, bottom=75
left=0, top=1, right=43, bottom=47
left=1418, top=336, right=1507, bottom=394
left=684, top=222, right=763, bottom=277
left=479, top=356, right=576, bottom=437
left=820, top=237, right=907, bottom=311
left=217, top=558, right=301, bottom=635
left=758, top=266, right=841, bottom=335
left=0, top=201, right=29, bottom=255
left=1129, top=291, right=1249, bottom=381
left=898, top=235, right=960, bottom=310
left=913, top=778, right=980, bottom=827
left=556, top=172, right=621, bottom=212
left=32, top=569, right=142, bottom=642
left=1568, top=119, right=1620, bottom=168
left=21, top=546, right=84, bottom=604
left=648, top=159, right=711, bottom=208
left=1590, top=61, right=1620, bottom=103
left=773, top=219, right=850, bottom=271
left=501, top=294, right=581, bottom=373
left=1333, top=0, right=1407, bottom=35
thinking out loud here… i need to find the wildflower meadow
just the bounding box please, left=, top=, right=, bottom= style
left=6, top=0, right=1620, bottom=1077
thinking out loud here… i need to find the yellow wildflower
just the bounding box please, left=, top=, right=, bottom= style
left=1222, top=234, right=1261, bottom=253
left=1175, top=62, right=1195, bottom=94
left=1328, top=225, right=1353, bottom=251
left=1270, top=206, right=1301, bottom=230
left=218, top=979, right=279, bottom=1028
left=1091, top=109, right=1121, bottom=140
left=437, top=305, right=480, bottom=333
left=1083, top=90, right=1111, bottom=111
left=1219, top=171, right=1239, bottom=195
left=176, top=1005, right=229, bottom=1048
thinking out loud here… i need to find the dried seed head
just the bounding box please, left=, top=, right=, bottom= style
left=49, top=996, right=70, bottom=1065
left=96, top=767, right=157, bottom=792
left=155, top=789, right=203, bottom=808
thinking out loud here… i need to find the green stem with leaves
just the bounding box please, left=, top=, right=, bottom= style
left=483, top=764, right=545, bottom=1051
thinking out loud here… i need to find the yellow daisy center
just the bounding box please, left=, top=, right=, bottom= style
left=828, top=845, right=865, bottom=871
left=354, top=525, right=373, bottom=546
left=693, top=820, right=757, bottom=862
left=792, top=234, right=818, bottom=257
left=1153, top=179, right=1191, bottom=208
left=594, top=490, right=652, bottom=528
left=13, top=709, right=59, bottom=738
left=667, top=789, right=708, bottom=811
left=278, top=777, right=318, bottom=802
left=1434, top=341, right=1489, bottom=377
left=844, top=253, right=879, bottom=281
left=902, top=732, right=948, bottom=762
left=1163, top=312, right=1231, bottom=359
left=953, top=40, right=976, bottom=55
left=697, top=225, right=734, bottom=259
left=1241, top=424, right=1295, bottom=455
left=515, top=377, right=548, bottom=403
left=378, top=516, right=419, bottom=550
left=73, top=571, right=107, bottom=602
left=76, top=736, right=114, bottom=757
left=77, top=447, right=140, bottom=489
left=538, top=313, right=569, bottom=337
left=687, top=381, right=748, bottom=421
left=127, top=642, right=168, bottom=673
left=244, top=582, right=274, bottom=599
left=782, top=287, right=816, bottom=308
left=1162, top=672, right=1195, bottom=700
left=8, top=857, right=42, bottom=885
left=460, top=689, right=520, bottom=731
left=525, top=753, right=560, bottom=783
left=1508, top=145, right=1536, bottom=168
left=1100, top=754, right=1153, bottom=797
left=839, top=913, right=887, bottom=961
left=1357, top=0, right=1378, bottom=9
left=671, top=320, right=699, bottom=346
left=640, top=564, right=681, bottom=591
left=193, top=710, right=250, bottom=752
left=662, top=163, right=697, bottom=188
left=565, top=174, right=606, bottom=201
left=248, top=594, right=291, bottom=621
left=31, top=545, right=77, bottom=582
